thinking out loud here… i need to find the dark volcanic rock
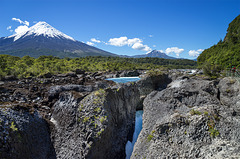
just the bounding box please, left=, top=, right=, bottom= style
left=51, top=83, right=140, bottom=159
left=75, top=69, right=85, bottom=75
left=136, top=73, right=172, bottom=97
left=136, top=73, right=172, bottom=110
left=0, top=108, right=56, bottom=159
left=119, top=70, right=140, bottom=77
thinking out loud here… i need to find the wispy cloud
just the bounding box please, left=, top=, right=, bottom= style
left=12, top=18, right=29, bottom=26
left=108, top=36, right=152, bottom=52
left=149, top=35, right=153, bottom=38
left=6, top=26, right=13, bottom=32
left=165, top=47, right=184, bottom=57
left=7, top=26, right=12, bottom=30
left=188, top=49, right=204, bottom=57
left=91, top=38, right=101, bottom=43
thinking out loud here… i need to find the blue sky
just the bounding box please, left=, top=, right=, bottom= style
left=0, top=0, right=240, bottom=59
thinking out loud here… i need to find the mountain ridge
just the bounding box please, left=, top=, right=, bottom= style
left=0, top=21, right=117, bottom=58
left=132, top=50, right=176, bottom=59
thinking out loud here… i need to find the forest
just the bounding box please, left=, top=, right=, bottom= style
left=197, top=15, right=240, bottom=69
left=0, top=55, right=197, bottom=79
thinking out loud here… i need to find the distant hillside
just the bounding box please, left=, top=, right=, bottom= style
left=0, top=22, right=117, bottom=58
left=132, top=50, right=176, bottom=59
left=197, top=15, right=240, bottom=68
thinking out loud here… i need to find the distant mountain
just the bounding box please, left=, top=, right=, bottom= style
left=0, top=21, right=116, bottom=58
left=132, top=50, right=176, bottom=59
left=197, top=14, right=240, bottom=67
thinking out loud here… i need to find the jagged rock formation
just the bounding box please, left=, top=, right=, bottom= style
left=136, top=73, right=172, bottom=110
left=132, top=77, right=240, bottom=158
left=50, top=82, right=140, bottom=159
left=0, top=71, right=140, bottom=159
left=1, top=71, right=240, bottom=159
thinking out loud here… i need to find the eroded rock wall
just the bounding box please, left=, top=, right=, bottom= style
left=132, top=77, right=240, bottom=158
left=51, top=82, right=140, bottom=159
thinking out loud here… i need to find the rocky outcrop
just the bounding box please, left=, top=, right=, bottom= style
left=136, top=73, right=172, bottom=110
left=218, top=77, right=240, bottom=113
left=132, top=77, right=240, bottom=158
left=0, top=72, right=139, bottom=159
left=50, top=82, right=140, bottom=159
left=119, top=70, right=140, bottom=77
left=0, top=108, right=56, bottom=159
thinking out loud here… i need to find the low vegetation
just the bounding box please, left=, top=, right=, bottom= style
left=0, top=55, right=196, bottom=79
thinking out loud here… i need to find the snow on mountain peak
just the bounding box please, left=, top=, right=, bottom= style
left=8, top=21, right=75, bottom=42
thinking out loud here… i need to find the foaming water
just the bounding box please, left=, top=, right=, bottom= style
left=125, top=110, right=143, bottom=159
left=106, top=77, right=140, bottom=83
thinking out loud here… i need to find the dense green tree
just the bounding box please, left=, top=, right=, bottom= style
left=198, top=15, right=240, bottom=69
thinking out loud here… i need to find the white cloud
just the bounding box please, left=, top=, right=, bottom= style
left=158, top=50, right=164, bottom=53
left=128, top=38, right=142, bottom=46
left=108, top=36, right=151, bottom=52
left=132, top=43, right=152, bottom=52
left=108, top=37, right=143, bottom=47
left=153, top=45, right=156, bottom=47
left=15, top=25, right=29, bottom=34
left=149, top=35, right=153, bottom=38
left=86, top=41, right=94, bottom=46
left=165, top=47, right=184, bottom=57
left=108, top=36, right=128, bottom=46
left=12, top=18, right=29, bottom=26
left=91, top=38, right=101, bottom=43
left=188, top=49, right=204, bottom=57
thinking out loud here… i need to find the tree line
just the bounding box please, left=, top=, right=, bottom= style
left=0, top=55, right=197, bottom=79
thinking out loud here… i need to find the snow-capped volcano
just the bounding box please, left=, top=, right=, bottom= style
left=0, top=21, right=116, bottom=58
left=8, top=21, right=75, bottom=42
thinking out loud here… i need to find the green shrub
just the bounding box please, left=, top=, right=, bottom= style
left=202, top=62, right=221, bottom=78
left=10, top=121, right=18, bottom=131
left=209, top=128, right=220, bottom=138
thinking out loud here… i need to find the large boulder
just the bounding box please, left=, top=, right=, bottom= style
left=0, top=107, right=55, bottom=159
left=136, top=73, right=172, bottom=110
left=119, top=71, right=140, bottom=77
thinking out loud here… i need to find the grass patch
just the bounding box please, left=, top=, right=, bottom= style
left=190, top=109, right=202, bottom=115
left=147, top=130, right=155, bottom=142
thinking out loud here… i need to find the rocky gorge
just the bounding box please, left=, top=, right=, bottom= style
left=0, top=69, right=240, bottom=158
